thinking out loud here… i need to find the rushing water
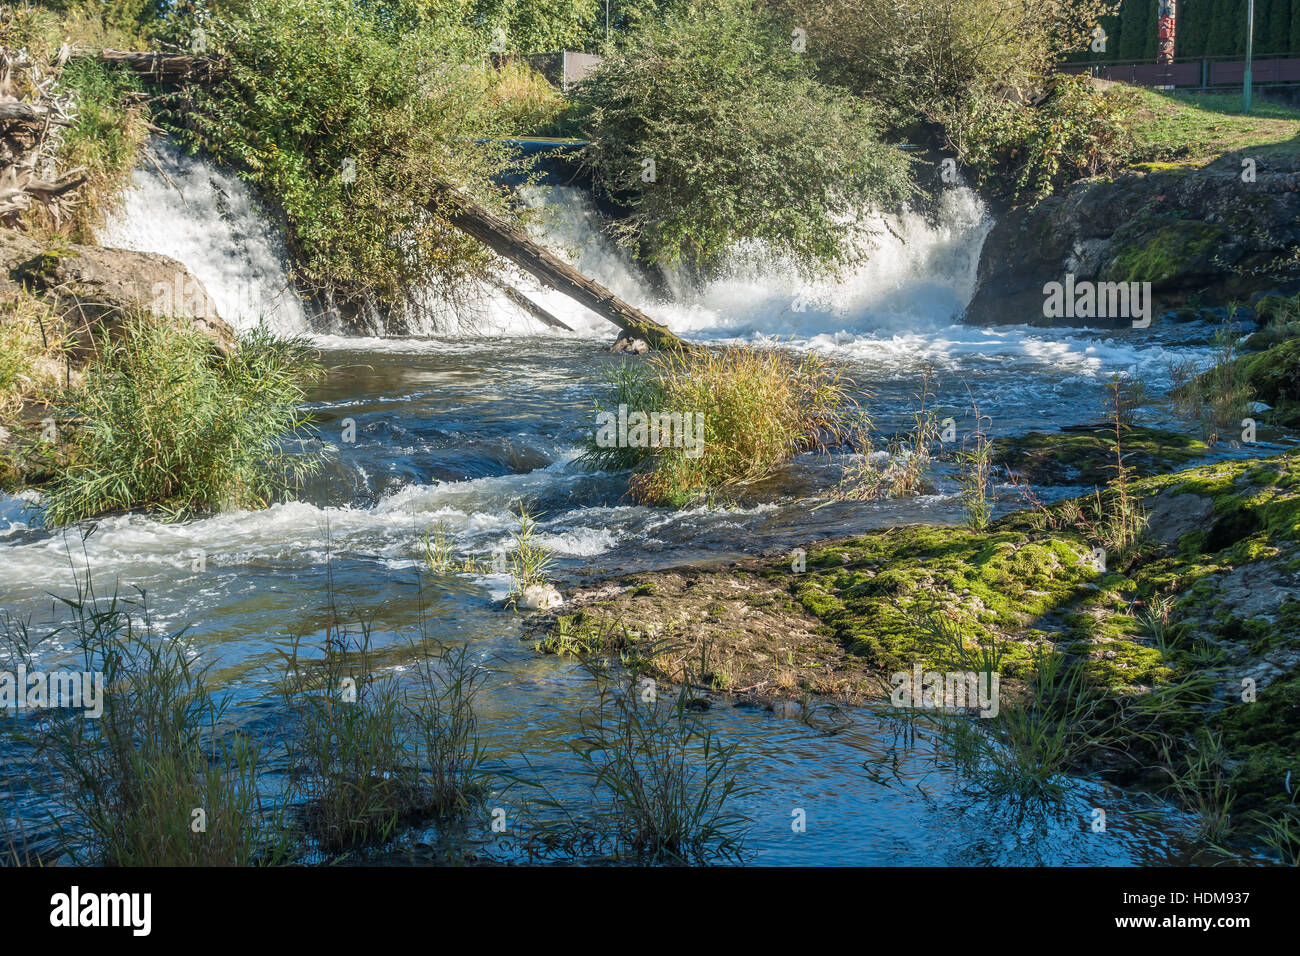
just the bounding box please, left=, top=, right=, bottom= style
left=1, top=144, right=1244, bottom=864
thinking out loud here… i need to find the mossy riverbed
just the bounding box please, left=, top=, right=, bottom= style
left=528, top=447, right=1300, bottom=836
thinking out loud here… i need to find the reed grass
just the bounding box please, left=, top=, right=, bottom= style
left=44, top=316, right=323, bottom=526
left=581, top=345, right=852, bottom=506
left=4, top=578, right=290, bottom=866
left=524, top=662, right=751, bottom=864
left=839, top=364, right=939, bottom=500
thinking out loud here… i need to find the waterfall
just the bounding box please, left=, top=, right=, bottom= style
left=98, top=138, right=992, bottom=345
left=96, top=138, right=311, bottom=336
left=409, top=184, right=994, bottom=343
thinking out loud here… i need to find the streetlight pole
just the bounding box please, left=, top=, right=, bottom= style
left=1244, top=0, right=1255, bottom=113
left=606, top=0, right=610, bottom=52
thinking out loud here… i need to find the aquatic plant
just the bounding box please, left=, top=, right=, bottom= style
left=839, top=364, right=940, bottom=500
left=957, top=392, right=995, bottom=530
left=4, top=577, right=290, bottom=866
left=582, top=345, right=852, bottom=507
left=43, top=316, right=323, bottom=526
left=522, top=661, right=751, bottom=864
left=278, top=592, right=491, bottom=856
left=1168, top=316, right=1256, bottom=444
left=505, top=506, right=557, bottom=602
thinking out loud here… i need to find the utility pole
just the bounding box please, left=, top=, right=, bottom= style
left=605, top=0, right=611, bottom=51
left=1244, top=0, right=1256, bottom=113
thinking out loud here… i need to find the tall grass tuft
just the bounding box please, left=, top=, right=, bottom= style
left=6, top=579, right=290, bottom=866
left=1168, top=316, right=1255, bottom=444
left=43, top=316, right=323, bottom=526
left=957, top=393, right=994, bottom=530
left=839, top=364, right=940, bottom=500
left=581, top=345, right=852, bottom=506
left=527, top=664, right=751, bottom=864
left=278, top=605, right=490, bottom=856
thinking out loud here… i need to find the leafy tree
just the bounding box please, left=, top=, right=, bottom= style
left=572, top=0, right=913, bottom=278
left=174, top=0, right=522, bottom=312
left=785, top=0, right=1116, bottom=127
left=467, top=0, right=600, bottom=53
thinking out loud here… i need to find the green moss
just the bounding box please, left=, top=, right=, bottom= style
left=1215, top=671, right=1300, bottom=816
left=1103, top=221, right=1229, bottom=289
left=995, top=426, right=1209, bottom=486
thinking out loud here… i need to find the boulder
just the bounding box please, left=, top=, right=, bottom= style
left=0, top=229, right=236, bottom=356
left=965, top=164, right=1300, bottom=327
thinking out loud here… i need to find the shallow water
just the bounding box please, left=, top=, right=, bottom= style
left=1, top=153, right=1271, bottom=865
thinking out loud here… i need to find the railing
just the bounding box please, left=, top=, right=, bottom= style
left=1060, top=52, right=1300, bottom=89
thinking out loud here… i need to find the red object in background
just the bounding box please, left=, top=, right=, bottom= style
left=1157, top=0, right=1177, bottom=65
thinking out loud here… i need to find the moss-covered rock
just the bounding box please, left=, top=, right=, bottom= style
left=994, top=426, right=1210, bottom=486
left=527, top=449, right=1300, bottom=854
left=1102, top=220, right=1229, bottom=289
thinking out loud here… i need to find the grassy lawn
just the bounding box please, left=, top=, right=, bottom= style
left=1124, top=86, right=1300, bottom=167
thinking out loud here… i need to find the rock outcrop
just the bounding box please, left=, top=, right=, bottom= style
left=0, top=229, right=236, bottom=355
left=965, top=161, right=1300, bottom=327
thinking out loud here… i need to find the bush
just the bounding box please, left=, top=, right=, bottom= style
left=581, top=345, right=852, bottom=506
left=789, top=0, right=1114, bottom=127
left=43, top=316, right=322, bottom=526
left=571, top=0, right=913, bottom=277
left=0, top=291, right=65, bottom=420
left=954, top=75, right=1139, bottom=203
left=56, top=58, right=150, bottom=240
left=175, top=0, right=524, bottom=307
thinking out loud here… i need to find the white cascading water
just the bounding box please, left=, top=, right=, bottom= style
left=408, top=184, right=995, bottom=350
left=96, top=139, right=999, bottom=352
left=96, top=139, right=312, bottom=337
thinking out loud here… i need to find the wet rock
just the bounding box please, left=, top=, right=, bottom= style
left=0, top=228, right=236, bottom=357
left=611, top=334, right=648, bottom=354
left=965, top=165, right=1300, bottom=326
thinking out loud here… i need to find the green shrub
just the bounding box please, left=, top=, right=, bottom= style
left=43, top=316, right=322, bottom=525
left=789, top=0, right=1113, bottom=127
left=954, top=74, right=1139, bottom=204
left=571, top=0, right=913, bottom=277
left=56, top=58, right=149, bottom=240
left=581, top=345, right=852, bottom=506
left=175, top=0, right=524, bottom=306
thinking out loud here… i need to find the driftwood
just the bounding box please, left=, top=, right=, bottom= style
left=0, top=41, right=79, bottom=225
left=439, top=189, right=684, bottom=349
left=487, top=277, right=574, bottom=332
left=93, top=50, right=224, bottom=85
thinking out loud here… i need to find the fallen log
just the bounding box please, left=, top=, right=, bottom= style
left=92, top=50, right=224, bottom=84
left=438, top=188, right=685, bottom=350
left=487, top=277, right=574, bottom=332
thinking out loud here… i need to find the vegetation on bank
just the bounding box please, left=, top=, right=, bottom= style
left=0, top=6, right=149, bottom=239
left=41, top=316, right=321, bottom=526
left=0, top=302, right=322, bottom=524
